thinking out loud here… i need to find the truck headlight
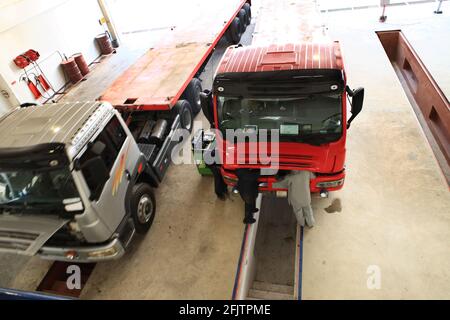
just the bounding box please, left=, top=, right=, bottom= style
left=316, top=178, right=344, bottom=188
left=88, top=247, right=118, bottom=258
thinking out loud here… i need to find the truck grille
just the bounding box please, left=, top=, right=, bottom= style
left=0, top=230, right=40, bottom=253
left=0, top=240, right=31, bottom=251
left=241, top=153, right=316, bottom=169
left=281, top=154, right=316, bottom=169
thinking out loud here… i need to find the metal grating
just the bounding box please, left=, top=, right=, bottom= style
left=0, top=230, right=40, bottom=252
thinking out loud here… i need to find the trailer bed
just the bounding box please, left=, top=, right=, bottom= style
left=58, top=46, right=148, bottom=104
left=100, top=0, right=247, bottom=111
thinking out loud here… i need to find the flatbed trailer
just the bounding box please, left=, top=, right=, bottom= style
left=101, top=0, right=250, bottom=112
left=103, top=0, right=252, bottom=188
left=60, top=0, right=252, bottom=111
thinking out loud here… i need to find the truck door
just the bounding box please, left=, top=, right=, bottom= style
left=78, top=114, right=139, bottom=234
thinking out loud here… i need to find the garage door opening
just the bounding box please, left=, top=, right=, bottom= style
left=102, top=0, right=191, bottom=48
left=377, top=30, right=450, bottom=185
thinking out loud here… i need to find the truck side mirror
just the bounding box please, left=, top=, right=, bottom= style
left=200, top=90, right=214, bottom=126
left=346, top=87, right=364, bottom=129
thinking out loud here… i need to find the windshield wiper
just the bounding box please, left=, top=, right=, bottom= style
left=297, top=133, right=341, bottom=146
left=298, top=136, right=324, bottom=146
left=0, top=202, right=33, bottom=214
left=0, top=203, right=25, bottom=210
left=0, top=201, right=63, bottom=214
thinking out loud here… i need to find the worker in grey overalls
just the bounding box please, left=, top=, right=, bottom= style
left=273, top=171, right=315, bottom=228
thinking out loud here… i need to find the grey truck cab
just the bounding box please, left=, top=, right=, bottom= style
left=0, top=102, right=172, bottom=262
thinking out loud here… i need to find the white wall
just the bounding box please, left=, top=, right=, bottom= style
left=0, top=0, right=106, bottom=114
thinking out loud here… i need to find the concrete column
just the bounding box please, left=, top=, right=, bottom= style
left=0, top=74, right=20, bottom=115
left=97, top=0, right=121, bottom=47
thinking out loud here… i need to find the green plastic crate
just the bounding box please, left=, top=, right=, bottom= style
left=191, top=129, right=216, bottom=176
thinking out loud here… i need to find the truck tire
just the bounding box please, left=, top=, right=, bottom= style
left=181, top=78, right=202, bottom=115
left=226, top=17, right=242, bottom=44
left=243, top=3, right=251, bottom=25
left=173, top=99, right=193, bottom=133
left=131, top=183, right=156, bottom=234
left=238, top=9, right=247, bottom=33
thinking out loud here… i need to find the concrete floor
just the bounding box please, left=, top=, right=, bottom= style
left=2, top=0, right=450, bottom=299
left=302, top=1, right=450, bottom=299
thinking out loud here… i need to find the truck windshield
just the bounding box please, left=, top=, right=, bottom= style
left=0, top=167, right=79, bottom=211
left=217, top=94, right=343, bottom=143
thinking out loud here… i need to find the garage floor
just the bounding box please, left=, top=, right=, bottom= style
left=2, top=0, right=450, bottom=299
left=301, top=0, right=450, bottom=299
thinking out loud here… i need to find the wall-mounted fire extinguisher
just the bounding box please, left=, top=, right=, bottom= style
left=14, top=49, right=53, bottom=100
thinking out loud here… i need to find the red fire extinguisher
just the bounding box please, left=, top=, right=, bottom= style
left=14, top=49, right=53, bottom=99
left=26, top=78, right=42, bottom=99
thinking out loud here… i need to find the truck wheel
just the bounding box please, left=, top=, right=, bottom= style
left=174, top=100, right=193, bottom=133
left=238, top=9, right=247, bottom=33
left=243, top=3, right=251, bottom=25
left=181, top=78, right=202, bottom=115
left=131, top=183, right=156, bottom=234
left=226, top=17, right=242, bottom=44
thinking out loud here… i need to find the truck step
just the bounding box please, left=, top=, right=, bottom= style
left=247, top=288, right=295, bottom=300
left=252, top=281, right=294, bottom=295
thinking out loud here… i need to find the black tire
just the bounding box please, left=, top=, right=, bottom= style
left=181, top=78, right=202, bottom=115
left=173, top=99, right=193, bottom=133
left=238, top=9, right=247, bottom=33
left=226, top=17, right=242, bottom=44
left=243, top=3, right=251, bottom=25
left=130, top=183, right=156, bottom=234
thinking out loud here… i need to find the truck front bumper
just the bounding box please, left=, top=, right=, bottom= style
left=38, top=238, right=126, bottom=263
left=221, top=169, right=346, bottom=194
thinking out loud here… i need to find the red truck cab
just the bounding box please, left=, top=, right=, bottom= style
left=201, top=42, right=364, bottom=195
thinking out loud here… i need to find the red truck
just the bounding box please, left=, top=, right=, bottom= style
left=200, top=42, right=364, bottom=196
left=196, top=41, right=364, bottom=300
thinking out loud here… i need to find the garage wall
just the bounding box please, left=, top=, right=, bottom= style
left=0, top=0, right=105, bottom=115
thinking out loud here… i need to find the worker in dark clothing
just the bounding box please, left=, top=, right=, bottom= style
left=205, top=148, right=228, bottom=200
left=236, top=168, right=260, bottom=224
left=203, top=138, right=259, bottom=223
left=208, top=164, right=228, bottom=200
